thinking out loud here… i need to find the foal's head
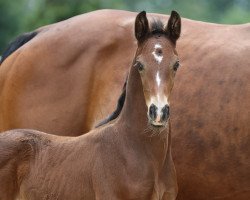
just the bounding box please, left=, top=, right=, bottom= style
left=134, top=11, right=181, bottom=128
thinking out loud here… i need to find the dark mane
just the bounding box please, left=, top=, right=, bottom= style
left=150, top=19, right=165, bottom=35
left=0, top=31, right=37, bottom=64
left=95, top=78, right=127, bottom=128
left=96, top=19, right=167, bottom=127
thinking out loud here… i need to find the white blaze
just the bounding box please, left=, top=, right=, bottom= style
left=156, top=71, right=161, bottom=87
left=152, top=43, right=163, bottom=64
left=147, top=43, right=168, bottom=125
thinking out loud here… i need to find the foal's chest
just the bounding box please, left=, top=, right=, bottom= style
left=119, top=172, right=166, bottom=200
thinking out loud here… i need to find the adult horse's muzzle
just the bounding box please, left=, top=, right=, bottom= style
left=148, top=103, right=170, bottom=127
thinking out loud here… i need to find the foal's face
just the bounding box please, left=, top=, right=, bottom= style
left=134, top=11, right=181, bottom=128
left=135, top=37, right=179, bottom=127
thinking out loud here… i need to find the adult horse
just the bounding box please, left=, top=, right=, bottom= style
left=0, top=9, right=249, bottom=200
left=0, top=11, right=181, bottom=199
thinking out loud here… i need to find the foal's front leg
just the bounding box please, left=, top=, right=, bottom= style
left=162, top=191, right=177, bottom=200
left=161, top=151, right=178, bottom=200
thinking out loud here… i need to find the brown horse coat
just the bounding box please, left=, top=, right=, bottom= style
left=0, top=13, right=180, bottom=197
left=0, top=9, right=250, bottom=199
left=0, top=127, right=175, bottom=200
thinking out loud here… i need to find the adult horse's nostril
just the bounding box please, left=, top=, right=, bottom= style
left=161, top=105, right=170, bottom=121
left=149, top=104, right=157, bottom=120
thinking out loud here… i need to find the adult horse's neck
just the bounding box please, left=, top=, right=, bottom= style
left=115, top=62, right=170, bottom=168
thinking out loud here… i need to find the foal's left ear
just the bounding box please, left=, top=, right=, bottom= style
left=135, top=11, right=149, bottom=42
left=165, top=11, right=181, bottom=44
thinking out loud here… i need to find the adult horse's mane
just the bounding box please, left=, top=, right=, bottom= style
left=0, top=31, right=37, bottom=64
left=96, top=19, right=168, bottom=128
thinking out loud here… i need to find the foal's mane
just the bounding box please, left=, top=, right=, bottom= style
left=96, top=19, right=166, bottom=128
left=95, top=78, right=127, bottom=128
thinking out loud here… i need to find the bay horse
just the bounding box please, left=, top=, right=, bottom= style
left=0, top=10, right=250, bottom=200
left=0, top=11, right=181, bottom=200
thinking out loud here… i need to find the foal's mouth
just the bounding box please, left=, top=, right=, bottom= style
left=144, top=119, right=169, bottom=137
left=149, top=120, right=168, bottom=129
left=147, top=103, right=170, bottom=130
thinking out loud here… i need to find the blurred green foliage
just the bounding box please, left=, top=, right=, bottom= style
left=0, top=0, right=249, bottom=53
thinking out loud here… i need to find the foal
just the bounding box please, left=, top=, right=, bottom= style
left=0, top=11, right=181, bottom=200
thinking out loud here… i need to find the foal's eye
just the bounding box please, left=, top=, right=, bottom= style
left=173, top=61, right=180, bottom=71
left=135, top=62, right=144, bottom=72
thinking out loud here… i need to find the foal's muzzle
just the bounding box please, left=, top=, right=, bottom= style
left=148, top=104, right=170, bottom=127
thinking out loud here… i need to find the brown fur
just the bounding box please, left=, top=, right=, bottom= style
left=0, top=12, right=180, bottom=200
left=0, top=10, right=249, bottom=199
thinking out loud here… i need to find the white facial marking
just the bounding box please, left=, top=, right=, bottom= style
left=152, top=43, right=163, bottom=64
left=155, top=44, right=162, bottom=49
left=156, top=71, right=161, bottom=87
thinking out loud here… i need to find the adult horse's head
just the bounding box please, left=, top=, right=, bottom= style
left=134, top=11, right=181, bottom=128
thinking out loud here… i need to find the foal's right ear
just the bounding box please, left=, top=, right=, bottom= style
left=135, top=11, right=149, bottom=42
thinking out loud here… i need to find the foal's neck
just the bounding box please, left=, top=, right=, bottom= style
left=116, top=65, right=170, bottom=167
left=117, top=66, right=148, bottom=129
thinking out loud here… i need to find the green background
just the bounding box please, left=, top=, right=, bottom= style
left=0, top=0, right=249, bottom=54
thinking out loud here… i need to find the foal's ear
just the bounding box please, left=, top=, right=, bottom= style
left=165, top=11, right=181, bottom=44
left=135, top=11, right=149, bottom=42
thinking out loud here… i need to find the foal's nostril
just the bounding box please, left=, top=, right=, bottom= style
left=149, top=104, right=157, bottom=120
left=161, top=105, right=170, bottom=121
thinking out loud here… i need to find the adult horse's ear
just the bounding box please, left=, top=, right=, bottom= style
left=165, top=11, right=181, bottom=44
left=135, top=11, right=149, bottom=42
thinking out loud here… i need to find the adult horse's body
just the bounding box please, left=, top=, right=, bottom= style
left=0, top=11, right=181, bottom=199
left=0, top=9, right=249, bottom=200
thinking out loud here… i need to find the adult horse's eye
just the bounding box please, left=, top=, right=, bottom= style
left=173, top=61, right=180, bottom=71
left=135, top=62, right=144, bottom=72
